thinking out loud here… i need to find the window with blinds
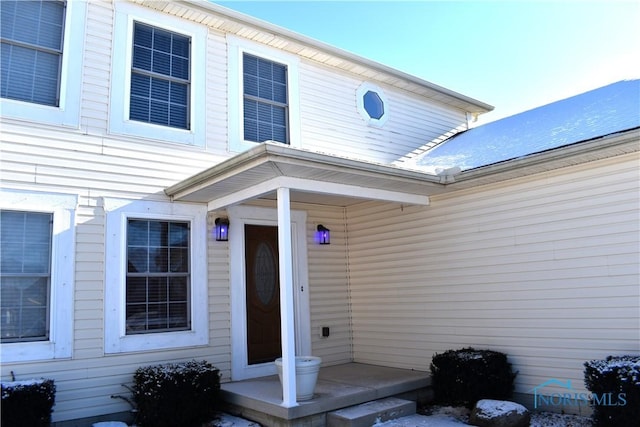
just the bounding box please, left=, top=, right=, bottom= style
left=130, top=22, right=191, bottom=130
left=243, top=53, right=289, bottom=144
left=0, top=0, right=65, bottom=106
left=0, top=211, right=52, bottom=343
left=126, top=219, right=190, bottom=334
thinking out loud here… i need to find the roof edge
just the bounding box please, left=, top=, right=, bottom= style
left=172, top=0, right=494, bottom=113
left=448, top=128, right=640, bottom=188
left=165, top=143, right=444, bottom=199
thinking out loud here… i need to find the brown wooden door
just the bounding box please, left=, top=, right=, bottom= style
left=245, top=224, right=282, bottom=365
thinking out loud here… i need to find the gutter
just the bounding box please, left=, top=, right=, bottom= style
left=165, top=143, right=444, bottom=198
left=172, top=0, right=493, bottom=114
left=448, top=127, right=640, bottom=188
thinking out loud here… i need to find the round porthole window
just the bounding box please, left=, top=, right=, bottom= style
left=356, top=82, right=388, bottom=127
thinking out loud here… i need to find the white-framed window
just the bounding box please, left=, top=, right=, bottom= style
left=0, top=0, right=85, bottom=127
left=129, top=22, right=190, bottom=130
left=109, top=2, right=206, bottom=147
left=0, top=189, right=76, bottom=363
left=356, top=82, right=389, bottom=127
left=227, top=35, right=301, bottom=153
left=104, top=198, right=208, bottom=353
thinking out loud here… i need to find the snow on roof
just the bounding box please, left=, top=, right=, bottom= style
left=414, top=79, right=640, bottom=174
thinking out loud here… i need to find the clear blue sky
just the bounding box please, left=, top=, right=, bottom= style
left=216, top=0, right=639, bottom=124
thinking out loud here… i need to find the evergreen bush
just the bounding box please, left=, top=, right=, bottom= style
left=430, top=347, right=516, bottom=407
left=1, top=378, right=56, bottom=427
left=131, top=360, right=221, bottom=427
left=584, top=355, right=640, bottom=427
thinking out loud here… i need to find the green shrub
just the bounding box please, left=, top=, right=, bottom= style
left=584, top=355, right=640, bottom=427
left=1, top=378, right=56, bottom=427
left=132, top=360, right=220, bottom=427
left=430, top=347, right=517, bottom=407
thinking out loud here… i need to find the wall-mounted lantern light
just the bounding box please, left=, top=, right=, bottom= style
left=215, top=218, right=229, bottom=241
left=316, top=224, right=330, bottom=245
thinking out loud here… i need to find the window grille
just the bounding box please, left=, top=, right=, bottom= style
left=130, top=22, right=191, bottom=129
left=243, top=53, right=288, bottom=143
left=126, top=219, right=190, bottom=333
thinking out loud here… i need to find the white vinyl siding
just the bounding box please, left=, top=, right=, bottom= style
left=207, top=215, right=233, bottom=378
left=306, top=205, right=352, bottom=366
left=0, top=122, right=225, bottom=200
left=346, top=154, right=640, bottom=397
left=298, top=60, right=468, bottom=164
left=3, top=0, right=633, bottom=423
left=1, top=200, right=231, bottom=423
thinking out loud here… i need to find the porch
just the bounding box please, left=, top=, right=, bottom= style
left=219, top=363, right=431, bottom=427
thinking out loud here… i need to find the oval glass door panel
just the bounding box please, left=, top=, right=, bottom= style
left=254, top=242, right=276, bottom=305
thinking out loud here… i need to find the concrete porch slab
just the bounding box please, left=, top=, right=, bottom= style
left=220, top=363, right=430, bottom=427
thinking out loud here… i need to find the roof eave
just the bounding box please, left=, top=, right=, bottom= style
left=448, top=128, right=640, bottom=189
left=135, top=0, right=494, bottom=114
left=164, top=142, right=446, bottom=206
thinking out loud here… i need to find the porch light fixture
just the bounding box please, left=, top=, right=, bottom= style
left=214, top=218, right=229, bottom=241
left=316, top=224, right=330, bottom=245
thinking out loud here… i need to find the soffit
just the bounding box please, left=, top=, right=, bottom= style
left=130, top=0, right=493, bottom=114
left=165, top=143, right=447, bottom=208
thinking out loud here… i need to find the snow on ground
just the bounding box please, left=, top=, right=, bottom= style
left=529, top=411, right=593, bottom=427
left=206, top=413, right=261, bottom=427
left=373, top=414, right=468, bottom=426
left=206, top=407, right=593, bottom=427
left=373, top=405, right=593, bottom=427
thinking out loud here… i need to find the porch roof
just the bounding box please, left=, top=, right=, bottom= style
left=165, top=125, right=639, bottom=210
left=164, top=142, right=449, bottom=209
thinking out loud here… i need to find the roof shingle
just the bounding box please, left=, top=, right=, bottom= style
left=416, top=79, right=640, bottom=173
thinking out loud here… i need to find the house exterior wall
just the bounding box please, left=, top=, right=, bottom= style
left=297, top=61, right=467, bottom=163
left=346, top=153, right=640, bottom=402
left=1, top=0, right=444, bottom=421
left=304, top=204, right=352, bottom=365
left=3, top=0, right=636, bottom=424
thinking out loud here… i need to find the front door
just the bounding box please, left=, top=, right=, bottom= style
left=245, top=224, right=282, bottom=365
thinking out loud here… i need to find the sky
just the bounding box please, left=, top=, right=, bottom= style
left=215, top=0, right=639, bottom=125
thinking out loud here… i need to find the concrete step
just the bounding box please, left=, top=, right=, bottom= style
left=326, top=397, right=416, bottom=427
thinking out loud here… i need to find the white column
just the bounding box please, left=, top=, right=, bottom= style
left=277, top=187, right=298, bottom=407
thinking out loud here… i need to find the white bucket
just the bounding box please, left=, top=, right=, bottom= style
left=274, top=356, right=322, bottom=400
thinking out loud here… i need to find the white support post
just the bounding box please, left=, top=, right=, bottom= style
left=277, top=187, right=298, bottom=407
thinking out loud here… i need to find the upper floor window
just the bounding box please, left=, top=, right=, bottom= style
left=0, top=0, right=84, bottom=127
left=109, top=2, right=206, bottom=146
left=227, top=35, right=301, bottom=153
left=356, top=82, right=389, bottom=127
left=130, top=22, right=190, bottom=130
left=0, top=189, right=76, bottom=363
left=0, top=211, right=52, bottom=343
left=363, top=90, right=384, bottom=120
left=243, top=53, right=288, bottom=144
left=0, top=0, right=65, bottom=107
